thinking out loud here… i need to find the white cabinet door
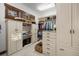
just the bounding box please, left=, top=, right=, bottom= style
left=7, top=20, right=16, bottom=37
left=16, top=40, right=22, bottom=51
left=56, top=4, right=72, bottom=55
left=72, top=4, right=79, bottom=49
left=16, top=21, right=23, bottom=33
left=16, top=21, right=23, bottom=51
left=8, top=38, right=17, bottom=55
left=7, top=20, right=17, bottom=55
left=7, top=20, right=23, bottom=55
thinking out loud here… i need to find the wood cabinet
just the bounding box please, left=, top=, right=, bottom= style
left=5, top=4, right=26, bottom=22
left=42, top=31, right=56, bottom=56
left=56, top=3, right=79, bottom=56
left=56, top=3, right=72, bottom=56
left=5, top=4, right=35, bottom=24
left=39, top=17, right=46, bottom=23
left=39, top=16, right=56, bottom=22
left=26, top=15, right=35, bottom=24
left=7, top=20, right=23, bottom=55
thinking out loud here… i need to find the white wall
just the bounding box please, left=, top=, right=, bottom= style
left=0, top=3, right=6, bottom=52
left=38, top=7, right=56, bottom=18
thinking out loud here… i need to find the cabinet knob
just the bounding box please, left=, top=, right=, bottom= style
left=60, top=48, right=64, bottom=51
left=47, top=36, right=49, bottom=38
left=70, top=29, right=75, bottom=34
left=47, top=48, right=50, bottom=50
left=47, top=52, right=50, bottom=54
left=70, top=29, right=72, bottom=34
left=47, top=44, right=50, bottom=45
left=47, top=39, right=50, bottom=41
left=73, top=30, right=75, bottom=34
left=47, top=33, right=49, bottom=34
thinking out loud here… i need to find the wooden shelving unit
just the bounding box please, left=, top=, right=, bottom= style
left=39, top=15, right=56, bottom=22
left=5, top=3, right=26, bottom=22
left=5, top=3, right=36, bottom=24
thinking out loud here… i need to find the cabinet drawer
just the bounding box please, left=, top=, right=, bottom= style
left=43, top=32, right=56, bottom=34
left=43, top=34, right=56, bottom=37
left=43, top=43, right=55, bottom=49
left=43, top=49, right=56, bottom=56
left=44, top=45, right=55, bottom=50
left=46, top=38, right=56, bottom=42
left=43, top=35, right=56, bottom=39
left=43, top=38, right=56, bottom=43
left=43, top=45, right=56, bottom=55
left=46, top=43, right=55, bottom=47
left=43, top=42, right=55, bottom=46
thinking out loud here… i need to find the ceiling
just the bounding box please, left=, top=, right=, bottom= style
left=23, top=3, right=55, bottom=13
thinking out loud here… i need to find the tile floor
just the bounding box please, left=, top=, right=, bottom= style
left=11, top=40, right=44, bottom=56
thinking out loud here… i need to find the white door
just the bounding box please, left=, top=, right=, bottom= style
left=16, top=40, right=22, bottom=51
left=7, top=20, right=16, bottom=38
left=71, top=4, right=79, bottom=55
left=56, top=4, right=72, bottom=55
left=7, top=20, right=17, bottom=55
left=7, top=20, right=23, bottom=55
left=16, top=21, right=22, bottom=51
left=72, top=4, right=79, bottom=47
left=16, top=21, right=23, bottom=33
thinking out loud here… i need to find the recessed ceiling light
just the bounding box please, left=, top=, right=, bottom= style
left=37, top=3, right=55, bottom=11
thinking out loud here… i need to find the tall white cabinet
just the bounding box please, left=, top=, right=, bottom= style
left=57, top=3, right=79, bottom=55
left=7, top=20, right=23, bottom=55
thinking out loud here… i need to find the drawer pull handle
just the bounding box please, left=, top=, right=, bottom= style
left=47, top=48, right=50, bottom=49
left=47, top=52, right=50, bottom=54
left=47, top=36, right=49, bottom=38
left=60, top=48, right=64, bottom=51
left=47, top=33, right=49, bottom=34
left=47, top=39, right=50, bottom=41
left=47, top=44, right=50, bottom=45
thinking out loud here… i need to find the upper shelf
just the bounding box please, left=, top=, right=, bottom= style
left=5, top=3, right=36, bottom=24
left=39, top=15, right=56, bottom=23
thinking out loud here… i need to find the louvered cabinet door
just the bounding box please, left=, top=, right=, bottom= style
left=56, top=4, right=72, bottom=55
